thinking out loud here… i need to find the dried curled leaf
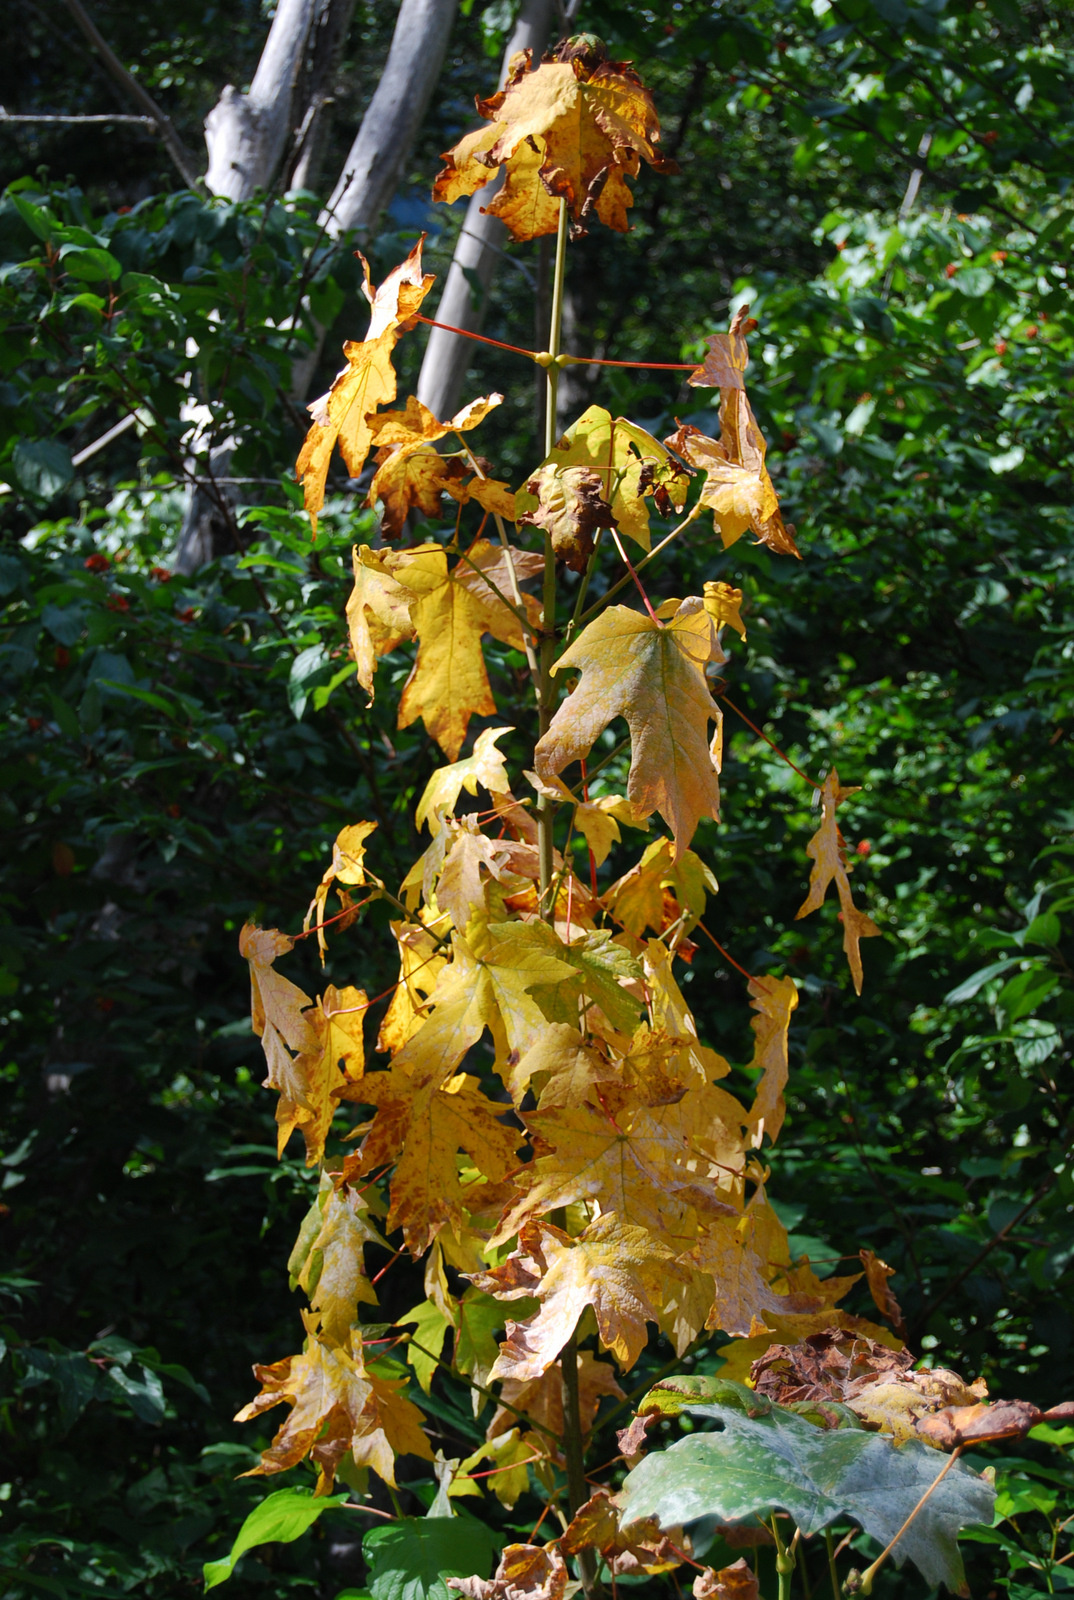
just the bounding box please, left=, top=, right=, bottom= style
left=693, top=1560, right=760, bottom=1600
left=448, top=1542, right=567, bottom=1600
left=517, top=406, right=689, bottom=551
left=434, top=42, right=679, bottom=241
left=296, top=239, right=434, bottom=535
left=796, top=768, right=880, bottom=994
left=518, top=462, right=615, bottom=572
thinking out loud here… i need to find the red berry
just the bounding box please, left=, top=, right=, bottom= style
left=84, top=553, right=110, bottom=573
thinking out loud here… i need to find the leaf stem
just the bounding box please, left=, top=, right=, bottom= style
left=825, top=1529, right=840, bottom=1600
left=578, top=503, right=702, bottom=626
left=561, top=1328, right=599, bottom=1598
left=537, top=196, right=569, bottom=911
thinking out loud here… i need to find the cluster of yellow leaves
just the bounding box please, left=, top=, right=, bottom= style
left=237, top=732, right=865, bottom=1493
left=434, top=39, right=679, bottom=242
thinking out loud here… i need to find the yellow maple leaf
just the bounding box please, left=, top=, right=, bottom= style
left=295, top=239, right=435, bottom=536
left=482, top=1215, right=677, bottom=1380
left=535, top=600, right=723, bottom=857
left=353, top=1063, right=520, bottom=1254
left=703, top=580, right=747, bottom=638
left=643, top=941, right=731, bottom=1085
left=346, top=543, right=423, bottom=701
left=296, top=1182, right=383, bottom=1344
left=433, top=42, right=678, bottom=242
left=304, top=821, right=377, bottom=964
left=236, top=1313, right=372, bottom=1488
left=241, top=925, right=361, bottom=1165
left=376, top=919, right=446, bottom=1055
left=743, top=974, right=798, bottom=1147
left=604, top=837, right=718, bottom=940
left=369, top=391, right=504, bottom=449
left=393, top=543, right=533, bottom=761
left=366, top=443, right=471, bottom=539
left=666, top=408, right=798, bottom=558
left=415, top=727, right=514, bottom=835
left=796, top=768, right=880, bottom=994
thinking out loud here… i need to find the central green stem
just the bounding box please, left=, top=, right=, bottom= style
left=537, top=195, right=569, bottom=910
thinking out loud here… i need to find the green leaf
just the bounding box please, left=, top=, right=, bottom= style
left=400, top=1298, right=453, bottom=1394
left=944, top=957, right=1023, bottom=1003
left=202, top=1486, right=349, bottom=1589
left=618, top=1380, right=993, bottom=1593
left=13, top=440, right=74, bottom=500
left=363, top=1518, right=499, bottom=1600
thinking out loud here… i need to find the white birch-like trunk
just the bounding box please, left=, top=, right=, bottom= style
left=204, top=0, right=318, bottom=200
left=415, top=0, right=554, bottom=421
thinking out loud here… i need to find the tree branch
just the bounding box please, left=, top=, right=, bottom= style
left=58, top=0, right=201, bottom=188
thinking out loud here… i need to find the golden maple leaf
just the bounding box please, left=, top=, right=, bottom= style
left=351, top=1063, right=520, bottom=1254
left=236, top=1312, right=373, bottom=1488
left=346, top=543, right=422, bottom=702
left=666, top=410, right=798, bottom=558
left=364, top=391, right=505, bottom=538
left=366, top=444, right=471, bottom=539
left=535, top=599, right=723, bottom=856
left=603, top=837, right=718, bottom=941
left=240, top=925, right=365, bottom=1165
left=796, top=767, right=880, bottom=994
left=394, top=542, right=537, bottom=761
left=305, top=821, right=377, bottom=964
left=481, top=1215, right=677, bottom=1380
left=295, top=1182, right=382, bottom=1344
left=743, top=974, right=798, bottom=1147
left=433, top=41, right=679, bottom=242
left=415, top=727, right=513, bottom=834
left=295, top=239, right=434, bottom=536
left=376, top=919, right=446, bottom=1055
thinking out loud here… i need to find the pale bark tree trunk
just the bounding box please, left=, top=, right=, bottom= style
left=322, top=0, right=459, bottom=237
left=204, top=0, right=320, bottom=200
left=289, top=0, right=360, bottom=193
left=415, top=0, right=554, bottom=422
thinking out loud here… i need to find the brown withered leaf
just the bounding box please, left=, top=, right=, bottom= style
left=918, top=1400, right=1046, bottom=1450
left=448, top=1543, right=567, bottom=1600
left=693, top=1560, right=760, bottom=1600
left=295, top=239, right=434, bottom=535
left=367, top=443, right=470, bottom=539
left=859, top=1249, right=908, bottom=1339
left=561, top=1489, right=682, bottom=1575
left=535, top=599, right=723, bottom=858
left=434, top=43, right=678, bottom=242
left=749, top=1328, right=914, bottom=1408
left=517, top=406, right=688, bottom=551
left=796, top=768, right=880, bottom=995
left=518, top=462, right=615, bottom=572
